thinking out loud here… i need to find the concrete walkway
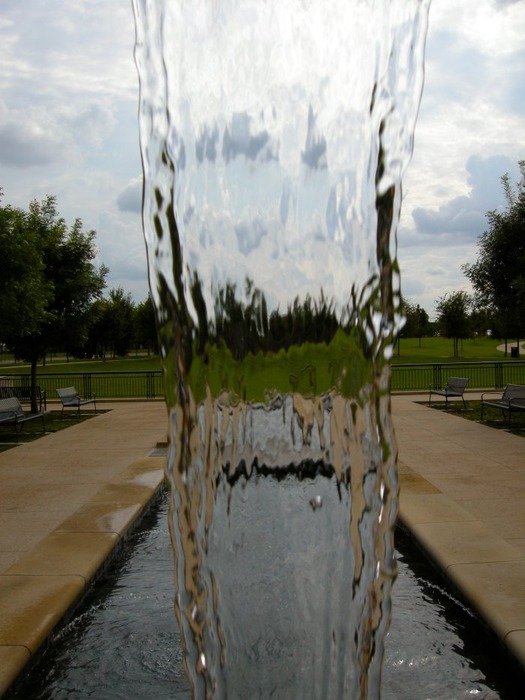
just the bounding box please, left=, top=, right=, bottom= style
left=394, top=392, right=525, bottom=672
left=0, top=402, right=169, bottom=697
left=496, top=341, right=525, bottom=353
left=0, top=396, right=524, bottom=696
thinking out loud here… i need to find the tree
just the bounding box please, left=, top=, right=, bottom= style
left=0, top=200, right=51, bottom=343
left=84, top=298, right=112, bottom=359
left=435, top=291, right=471, bottom=358
left=0, top=195, right=108, bottom=411
left=135, top=294, right=158, bottom=354
left=400, top=298, right=431, bottom=345
left=413, top=305, right=431, bottom=344
left=463, top=161, right=525, bottom=355
left=85, top=287, right=136, bottom=358
left=469, top=307, right=492, bottom=339
left=105, top=287, right=136, bottom=357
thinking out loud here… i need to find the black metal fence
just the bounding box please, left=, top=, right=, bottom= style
left=391, top=361, right=525, bottom=392
left=0, top=371, right=164, bottom=402
left=1, top=362, right=525, bottom=401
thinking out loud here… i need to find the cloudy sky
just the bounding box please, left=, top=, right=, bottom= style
left=0, top=0, right=523, bottom=318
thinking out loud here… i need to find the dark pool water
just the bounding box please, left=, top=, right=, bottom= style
left=12, top=492, right=524, bottom=699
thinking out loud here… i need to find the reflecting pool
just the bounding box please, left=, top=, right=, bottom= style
left=11, top=492, right=523, bottom=699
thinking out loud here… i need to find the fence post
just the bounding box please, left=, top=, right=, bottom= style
left=82, top=373, right=93, bottom=399
left=432, top=364, right=442, bottom=391
left=495, top=363, right=504, bottom=389
left=146, top=371, right=156, bottom=398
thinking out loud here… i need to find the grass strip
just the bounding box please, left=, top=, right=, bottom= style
left=424, top=400, right=525, bottom=437
left=0, top=410, right=108, bottom=452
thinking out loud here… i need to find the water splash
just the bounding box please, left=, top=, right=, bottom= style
left=133, top=1, right=429, bottom=697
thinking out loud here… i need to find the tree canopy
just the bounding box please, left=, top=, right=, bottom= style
left=463, top=160, right=525, bottom=344
left=0, top=194, right=108, bottom=410
left=0, top=199, right=51, bottom=340
left=435, top=290, right=471, bottom=358
left=400, top=298, right=431, bottom=343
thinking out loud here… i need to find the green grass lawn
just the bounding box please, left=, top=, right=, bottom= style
left=392, top=336, right=514, bottom=364
left=0, top=354, right=161, bottom=374
left=0, top=336, right=519, bottom=382
left=426, top=399, right=525, bottom=438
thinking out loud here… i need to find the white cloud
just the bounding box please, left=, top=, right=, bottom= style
left=0, top=0, right=145, bottom=299
left=396, top=0, right=525, bottom=315
left=0, top=0, right=522, bottom=319
left=410, top=154, right=518, bottom=239
left=117, top=179, right=143, bottom=214
left=0, top=118, right=67, bottom=168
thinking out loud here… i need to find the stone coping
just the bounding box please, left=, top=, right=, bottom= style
left=0, top=402, right=169, bottom=697
left=394, top=392, right=525, bottom=673
left=399, top=469, right=525, bottom=669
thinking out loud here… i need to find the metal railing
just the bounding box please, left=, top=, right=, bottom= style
left=0, top=371, right=164, bottom=401
left=1, top=361, right=525, bottom=401
left=391, top=361, right=525, bottom=392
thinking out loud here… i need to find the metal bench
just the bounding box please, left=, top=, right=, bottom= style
left=0, top=385, right=47, bottom=411
left=56, top=386, right=97, bottom=417
left=429, top=377, right=469, bottom=408
left=0, top=397, right=46, bottom=439
left=481, top=384, right=525, bottom=428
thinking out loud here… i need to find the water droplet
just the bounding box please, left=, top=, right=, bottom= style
left=309, top=495, right=323, bottom=511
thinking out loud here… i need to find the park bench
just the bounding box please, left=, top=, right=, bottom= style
left=429, top=377, right=469, bottom=408
left=480, top=384, right=525, bottom=428
left=0, top=397, right=46, bottom=439
left=0, top=385, right=47, bottom=411
left=56, top=386, right=97, bottom=417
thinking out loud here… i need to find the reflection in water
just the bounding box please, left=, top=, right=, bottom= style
left=133, top=1, right=430, bottom=697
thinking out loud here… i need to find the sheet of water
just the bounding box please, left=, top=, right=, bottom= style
left=133, top=0, right=430, bottom=694
left=12, top=492, right=523, bottom=700
left=167, top=393, right=400, bottom=696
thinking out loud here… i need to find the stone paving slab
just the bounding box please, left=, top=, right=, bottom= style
left=393, top=393, right=525, bottom=671
left=0, top=402, right=168, bottom=697
left=0, top=574, right=86, bottom=694
left=447, top=560, right=525, bottom=644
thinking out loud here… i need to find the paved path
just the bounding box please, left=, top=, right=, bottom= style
left=394, top=392, right=525, bottom=671
left=496, top=341, right=525, bottom=354
left=0, top=402, right=168, bottom=696
left=0, top=396, right=524, bottom=696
